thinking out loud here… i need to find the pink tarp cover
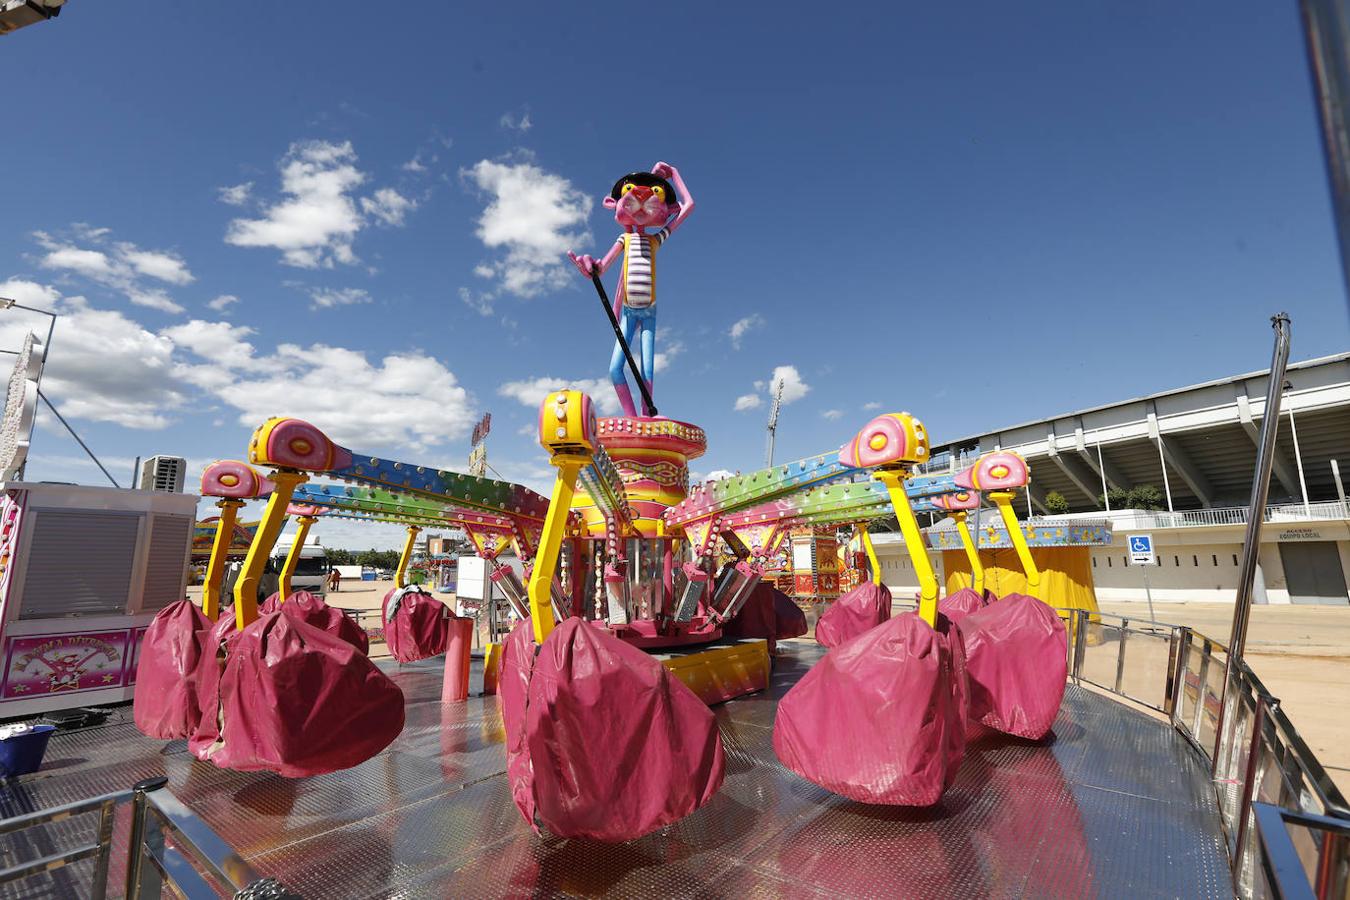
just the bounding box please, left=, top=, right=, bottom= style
left=773, top=588, right=809, bottom=640
left=133, top=600, right=213, bottom=739
left=382, top=587, right=452, bottom=662
left=774, top=611, right=968, bottom=806
left=500, top=618, right=725, bottom=841
left=722, top=583, right=808, bottom=652
left=815, top=582, right=892, bottom=648
left=189, top=604, right=403, bottom=777
left=957, top=593, right=1067, bottom=740
left=261, top=591, right=369, bottom=655
left=938, top=588, right=986, bottom=624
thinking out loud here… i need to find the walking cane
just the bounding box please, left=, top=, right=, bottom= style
left=589, top=271, right=658, bottom=417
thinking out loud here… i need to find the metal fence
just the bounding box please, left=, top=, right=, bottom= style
left=1042, top=499, right=1350, bottom=532
left=0, top=776, right=295, bottom=898
left=1062, top=608, right=1350, bottom=898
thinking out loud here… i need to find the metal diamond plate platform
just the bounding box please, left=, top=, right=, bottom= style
left=1, top=644, right=1233, bottom=899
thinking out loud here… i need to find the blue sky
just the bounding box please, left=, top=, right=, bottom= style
left=2, top=2, right=1347, bottom=547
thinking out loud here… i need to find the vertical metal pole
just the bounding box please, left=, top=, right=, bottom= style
left=1214, top=314, right=1291, bottom=774
left=1097, top=434, right=1111, bottom=511
left=124, top=776, right=168, bottom=899
left=1114, top=619, right=1129, bottom=694
left=1298, top=0, right=1350, bottom=298
left=131, top=456, right=140, bottom=490
left=1155, top=433, right=1175, bottom=513
left=1332, top=459, right=1347, bottom=507
left=1286, top=398, right=1311, bottom=515
left=1142, top=565, right=1157, bottom=624
left=1231, top=696, right=1268, bottom=891
left=89, top=797, right=116, bottom=900
left=1227, top=315, right=1291, bottom=663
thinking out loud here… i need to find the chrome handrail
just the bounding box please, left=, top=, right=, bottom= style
left=2, top=775, right=296, bottom=898
left=1055, top=605, right=1349, bottom=898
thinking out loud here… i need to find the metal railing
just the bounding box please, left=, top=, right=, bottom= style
left=1060, top=608, right=1350, bottom=898
left=1043, top=499, right=1350, bottom=532
left=1, top=776, right=296, bottom=898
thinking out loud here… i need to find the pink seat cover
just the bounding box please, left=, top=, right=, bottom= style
left=957, top=592, right=1067, bottom=740
left=499, top=618, right=725, bottom=841
left=189, top=606, right=404, bottom=776
left=815, top=582, right=892, bottom=648
left=774, top=611, right=968, bottom=806
left=133, top=599, right=213, bottom=739
left=382, top=587, right=452, bottom=662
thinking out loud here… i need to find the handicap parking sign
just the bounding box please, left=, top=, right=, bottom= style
left=1129, top=534, right=1156, bottom=565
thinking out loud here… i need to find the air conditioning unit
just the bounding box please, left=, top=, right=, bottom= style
left=140, top=456, right=186, bottom=493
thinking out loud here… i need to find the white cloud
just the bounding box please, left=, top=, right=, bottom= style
left=821, top=409, right=845, bottom=420
left=225, top=140, right=366, bottom=268
left=499, top=109, right=533, bottom=132
left=728, top=314, right=764, bottom=349
left=458, top=286, right=496, bottom=317
left=498, top=376, right=623, bottom=416
left=161, top=319, right=257, bottom=370
left=360, top=188, right=416, bottom=227
left=218, top=182, right=253, bottom=206
left=461, top=158, right=592, bottom=301
left=207, top=294, right=239, bottom=312
left=862, top=401, right=882, bottom=411
left=307, top=286, right=371, bottom=310
left=655, top=338, right=684, bottom=374
left=224, top=346, right=474, bottom=451
left=402, top=157, right=428, bottom=173
left=734, top=393, right=763, bottom=412
left=0, top=279, right=186, bottom=429
left=700, top=469, right=735, bottom=482
left=34, top=228, right=192, bottom=313
left=119, top=246, right=194, bottom=285
left=770, top=365, right=811, bottom=404
left=734, top=364, right=810, bottom=413
left=223, top=141, right=420, bottom=269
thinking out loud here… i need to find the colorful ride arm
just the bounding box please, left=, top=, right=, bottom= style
left=233, top=470, right=307, bottom=629
left=840, top=412, right=938, bottom=625
left=395, top=525, right=421, bottom=589
left=860, top=525, right=882, bottom=585
left=529, top=390, right=598, bottom=643
left=955, top=451, right=1040, bottom=591
left=199, top=460, right=273, bottom=620
left=927, top=490, right=984, bottom=595
left=279, top=505, right=320, bottom=599
left=247, top=417, right=551, bottom=523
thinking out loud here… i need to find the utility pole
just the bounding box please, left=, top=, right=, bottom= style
left=765, top=379, right=784, bottom=467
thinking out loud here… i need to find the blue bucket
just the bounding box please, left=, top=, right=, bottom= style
left=0, top=724, right=56, bottom=778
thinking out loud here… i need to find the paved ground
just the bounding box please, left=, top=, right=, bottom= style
left=1102, top=600, right=1350, bottom=796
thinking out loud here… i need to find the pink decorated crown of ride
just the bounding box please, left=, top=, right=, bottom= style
left=839, top=413, right=930, bottom=469
left=954, top=451, right=1029, bottom=491
left=200, top=460, right=273, bottom=499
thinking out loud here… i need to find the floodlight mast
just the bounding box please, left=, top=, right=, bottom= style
left=765, top=379, right=784, bottom=468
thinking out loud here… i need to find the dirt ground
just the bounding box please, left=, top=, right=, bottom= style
left=1101, top=600, right=1350, bottom=796
left=189, top=582, right=1350, bottom=795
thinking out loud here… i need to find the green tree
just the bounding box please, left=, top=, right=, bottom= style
left=1097, top=484, right=1165, bottom=511
left=1044, top=491, right=1070, bottom=515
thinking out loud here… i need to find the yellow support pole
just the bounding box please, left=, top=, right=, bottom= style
left=279, top=515, right=318, bottom=599
left=395, top=524, right=422, bottom=589
left=526, top=456, right=583, bottom=644
left=859, top=524, right=882, bottom=585
left=875, top=468, right=938, bottom=626
left=990, top=489, right=1041, bottom=592
left=952, top=511, right=985, bottom=596
left=233, top=470, right=307, bottom=630
left=202, top=498, right=243, bottom=620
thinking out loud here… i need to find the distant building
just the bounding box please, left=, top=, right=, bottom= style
left=875, top=354, right=1350, bottom=605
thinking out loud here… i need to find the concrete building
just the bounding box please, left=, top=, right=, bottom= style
left=871, top=353, right=1350, bottom=606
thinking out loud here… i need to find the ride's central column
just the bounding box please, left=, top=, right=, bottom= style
left=570, top=417, right=707, bottom=629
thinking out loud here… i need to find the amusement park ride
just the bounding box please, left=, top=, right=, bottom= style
left=16, top=155, right=1342, bottom=899
left=117, top=162, right=1113, bottom=845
